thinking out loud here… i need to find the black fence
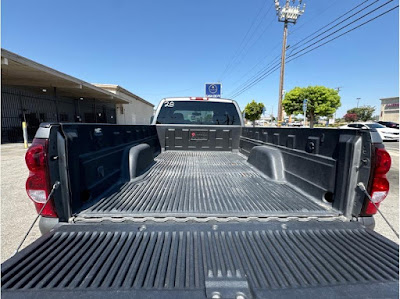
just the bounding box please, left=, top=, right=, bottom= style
left=1, top=85, right=116, bottom=143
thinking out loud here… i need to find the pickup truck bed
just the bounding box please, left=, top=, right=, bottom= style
left=77, top=151, right=337, bottom=219
left=2, top=119, right=399, bottom=298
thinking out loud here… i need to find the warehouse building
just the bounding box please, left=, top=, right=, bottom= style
left=93, top=84, right=154, bottom=125
left=1, top=49, right=154, bottom=143
left=379, top=97, right=399, bottom=123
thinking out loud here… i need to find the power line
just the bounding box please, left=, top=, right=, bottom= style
left=230, top=63, right=281, bottom=99
left=287, top=0, right=381, bottom=56
left=221, top=14, right=278, bottom=81
left=287, top=0, right=395, bottom=59
left=228, top=42, right=281, bottom=89
left=229, top=62, right=280, bottom=98
left=234, top=5, right=398, bottom=99
left=218, top=1, right=273, bottom=81
left=228, top=4, right=398, bottom=99
left=221, top=3, right=275, bottom=80
left=230, top=61, right=282, bottom=99
left=286, top=5, right=398, bottom=62
left=228, top=53, right=281, bottom=97
left=228, top=1, right=369, bottom=98
left=289, top=0, right=361, bottom=37
left=218, top=1, right=268, bottom=80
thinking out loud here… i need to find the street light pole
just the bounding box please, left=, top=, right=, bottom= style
left=356, top=97, right=361, bottom=108
left=275, top=0, right=306, bottom=126
left=334, top=87, right=343, bottom=121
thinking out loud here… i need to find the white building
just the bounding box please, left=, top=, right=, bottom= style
left=93, top=84, right=154, bottom=125
left=379, top=97, right=399, bottom=123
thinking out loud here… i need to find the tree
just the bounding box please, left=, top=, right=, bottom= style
left=344, top=113, right=358, bottom=122
left=282, top=86, right=341, bottom=128
left=346, top=106, right=375, bottom=121
left=244, top=100, right=265, bottom=127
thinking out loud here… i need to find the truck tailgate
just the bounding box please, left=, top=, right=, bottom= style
left=2, top=221, right=398, bottom=298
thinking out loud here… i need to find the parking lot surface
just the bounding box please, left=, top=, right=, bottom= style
left=375, top=141, right=399, bottom=243
left=1, top=143, right=41, bottom=262
left=1, top=141, right=398, bottom=262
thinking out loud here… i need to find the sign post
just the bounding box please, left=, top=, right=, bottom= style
left=205, top=83, right=222, bottom=98
left=303, top=99, right=308, bottom=127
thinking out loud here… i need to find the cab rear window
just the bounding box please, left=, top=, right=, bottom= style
left=156, top=101, right=241, bottom=125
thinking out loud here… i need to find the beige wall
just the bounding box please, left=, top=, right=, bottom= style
left=94, top=85, right=154, bottom=125
left=116, top=101, right=154, bottom=125
left=380, top=97, right=399, bottom=123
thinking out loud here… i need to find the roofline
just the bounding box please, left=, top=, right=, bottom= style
left=380, top=97, right=399, bottom=101
left=1, top=48, right=130, bottom=104
left=92, top=83, right=154, bottom=107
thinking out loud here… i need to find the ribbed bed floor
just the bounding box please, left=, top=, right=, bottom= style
left=78, top=151, right=338, bottom=218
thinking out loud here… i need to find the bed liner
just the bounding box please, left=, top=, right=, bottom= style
left=77, top=151, right=339, bottom=219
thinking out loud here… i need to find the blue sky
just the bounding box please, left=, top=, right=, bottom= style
left=2, top=0, right=399, bottom=117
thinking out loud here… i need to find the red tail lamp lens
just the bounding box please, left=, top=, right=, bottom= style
left=371, top=176, right=390, bottom=203
left=25, top=142, right=47, bottom=172
left=363, top=147, right=391, bottom=216
left=375, top=148, right=391, bottom=175
left=25, top=138, right=58, bottom=218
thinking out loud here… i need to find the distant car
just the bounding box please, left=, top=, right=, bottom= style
left=341, top=122, right=399, bottom=141
left=286, top=121, right=302, bottom=127
left=377, top=121, right=399, bottom=129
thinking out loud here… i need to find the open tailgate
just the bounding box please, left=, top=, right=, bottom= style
left=2, top=221, right=398, bottom=298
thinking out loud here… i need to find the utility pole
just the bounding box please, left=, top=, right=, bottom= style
left=275, top=0, right=306, bottom=125
left=356, top=97, right=361, bottom=108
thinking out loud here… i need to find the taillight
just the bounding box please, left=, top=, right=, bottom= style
left=363, top=147, right=391, bottom=215
left=374, top=148, right=391, bottom=174
left=25, top=138, right=58, bottom=217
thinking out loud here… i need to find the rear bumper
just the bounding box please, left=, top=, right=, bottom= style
left=38, top=216, right=59, bottom=235
left=382, top=134, right=399, bottom=141
left=356, top=216, right=375, bottom=230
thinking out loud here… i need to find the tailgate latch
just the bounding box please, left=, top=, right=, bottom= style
left=205, top=270, right=251, bottom=299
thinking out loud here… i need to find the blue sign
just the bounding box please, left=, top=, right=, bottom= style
left=205, top=83, right=221, bottom=98
left=303, top=99, right=308, bottom=112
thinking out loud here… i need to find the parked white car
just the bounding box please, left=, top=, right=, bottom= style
left=341, top=122, right=399, bottom=141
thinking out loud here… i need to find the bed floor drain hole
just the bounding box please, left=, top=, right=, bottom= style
left=324, top=192, right=334, bottom=203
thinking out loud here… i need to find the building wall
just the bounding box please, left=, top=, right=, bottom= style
left=97, top=86, right=154, bottom=125
left=380, top=97, right=399, bottom=123
left=1, top=85, right=116, bottom=143
left=116, top=100, right=154, bottom=125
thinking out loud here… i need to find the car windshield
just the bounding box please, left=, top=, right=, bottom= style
left=156, top=100, right=241, bottom=125
left=365, top=123, right=386, bottom=129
